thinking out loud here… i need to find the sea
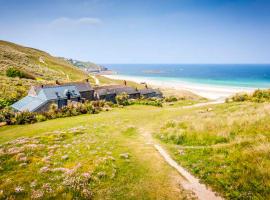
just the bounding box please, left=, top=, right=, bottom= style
left=103, top=64, right=270, bottom=99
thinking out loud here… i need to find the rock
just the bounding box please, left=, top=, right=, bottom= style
left=178, top=149, right=185, bottom=155
left=61, top=155, right=69, bottom=160
left=19, top=163, right=27, bottom=167
left=120, top=153, right=130, bottom=159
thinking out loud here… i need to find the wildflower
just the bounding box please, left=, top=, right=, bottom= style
left=81, top=188, right=92, bottom=199
left=30, top=180, right=37, bottom=188
left=15, top=186, right=24, bottom=193
left=31, top=189, right=44, bottom=199
left=40, top=166, right=50, bottom=173
left=42, top=183, right=53, bottom=193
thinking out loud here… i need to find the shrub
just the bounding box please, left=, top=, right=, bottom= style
left=164, top=96, right=178, bottom=102
left=129, top=98, right=163, bottom=107
left=6, top=67, right=35, bottom=79
left=116, top=93, right=129, bottom=106
left=231, top=93, right=250, bottom=102
left=0, top=108, right=16, bottom=125
left=14, top=111, right=37, bottom=124
left=0, top=98, right=12, bottom=109
left=35, top=114, right=47, bottom=122
left=229, top=89, right=270, bottom=103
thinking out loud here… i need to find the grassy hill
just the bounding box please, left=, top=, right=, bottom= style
left=0, top=40, right=87, bottom=81
left=0, top=101, right=269, bottom=199
left=0, top=40, right=88, bottom=107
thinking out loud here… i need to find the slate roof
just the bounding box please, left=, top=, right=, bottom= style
left=30, top=81, right=92, bottom=95
left=61, top=82, right=93, bottom=92
left=11, top=96, right=46, bottom=112
left=12, top=85, right=81, bottom=112
left=94, top=85, right=139, bottom=96
left=139, top=88, right=157, bottom=95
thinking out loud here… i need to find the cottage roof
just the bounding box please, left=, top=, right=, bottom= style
left=39, top=85, right=80, bottom=101
left=30, top=81, right=92, bottom=95
left=94, top=85, right=139, bottom=96
left=12, top=85, right=81, bottom=112
left=139, top=88, right=157, bottom=95
left=61, top=82, right=93, bottom=92
left=11, top=96, right=46, bottom=112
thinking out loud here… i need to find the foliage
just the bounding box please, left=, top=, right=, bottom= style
left=0, top=76, right=35, bottom=109
left=0, top=101, right=108, bottom=125
left=116, top=93, right=130, bottom=106
left=14, top=111, right=37, bottom=125
left=129, top=98, right=163, bottom=107
left=156, top=102, right=270, bottom=199
left=164, top=96, right=179, bottom=102
left=229, top=89, right=270, bottom=103
left=6, top=67, right=35, bottom=79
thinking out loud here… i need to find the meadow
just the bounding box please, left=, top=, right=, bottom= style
left=0, top=100, right=269, bottom=199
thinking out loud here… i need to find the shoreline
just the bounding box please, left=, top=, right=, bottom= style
left=103, top=74, right=257, bottom=100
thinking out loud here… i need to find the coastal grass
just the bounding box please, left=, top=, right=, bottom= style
left=155, top=102, right=270, bottom=199
left=0, top=105, right=189, bottom=199
left=1, top=101, right=269, bottom=199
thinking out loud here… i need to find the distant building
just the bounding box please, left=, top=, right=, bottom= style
left=94, top=85, right=140, bottom=103
left=12, top=85, right=81, bottom=112
left=139, top=88, right=163, bottom=98
left=11, top=81, right=163, bottom=112
left=12, top=80, right=94, bottom=112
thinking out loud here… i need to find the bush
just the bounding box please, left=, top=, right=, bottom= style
left=6, top=67, right=35, bottom=79
left=0, top=100, right=110, bottom=126
left=229, top=89, right=270, bottom=103
left=0, top=98, right=12, bottom=109
left=36, top=114, right=47, bottom=122
left=14, top=111, right=37, bottom=124
left=129, top=98, right=163, bottom=107
left=116, top=93, right=129, bottom=106
left=164, top=96, right=178, bottom=102
left=231, top=93, right=250, bottom=102
left=0, top=108, right=16, bottom=125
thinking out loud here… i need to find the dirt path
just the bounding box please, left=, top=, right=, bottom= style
left=183, top=100, right=225, bottom=109
left=91, top=75, right=100, bottom=85
left=139, top=101, right=224, bottom=200
left=154, top=144, right=222, bottom=200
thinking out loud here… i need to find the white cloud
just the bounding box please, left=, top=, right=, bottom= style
left=49, top=17, right=102, bottom=27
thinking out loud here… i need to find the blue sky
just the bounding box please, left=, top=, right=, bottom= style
left=0, top=0, right=270, bottom=64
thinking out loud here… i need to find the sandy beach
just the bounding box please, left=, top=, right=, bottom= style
left=104, top=74, right=256, bottom=100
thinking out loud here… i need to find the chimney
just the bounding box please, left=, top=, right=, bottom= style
left=55, top=80, right=60, bottom=85
left=145, top=84, right=148, bottom=89
left=41, top=85, right=44, bottom=88
left=85, top=79, right=89, bottom=82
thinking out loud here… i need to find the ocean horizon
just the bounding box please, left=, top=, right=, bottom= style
left=103, top=64, right=270, bottom=99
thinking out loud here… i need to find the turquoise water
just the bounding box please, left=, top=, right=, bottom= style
left=104, top=64, right=270, bottom=88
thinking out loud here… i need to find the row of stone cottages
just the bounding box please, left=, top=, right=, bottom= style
left=11, top=79, right=162, bottom=113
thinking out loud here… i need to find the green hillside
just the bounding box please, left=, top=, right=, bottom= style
left=0, top=40, right=87, bottom=81
left=0, top=101, right=269, bottom=199
left=0, top=40, right=88, bottom=107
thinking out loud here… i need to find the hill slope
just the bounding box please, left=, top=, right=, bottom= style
left=0, top=40, right=88, bottom=107
left=0, top=40, right=87, bottom=81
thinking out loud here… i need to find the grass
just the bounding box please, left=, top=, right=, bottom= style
left=0, top=105, right=191, bottom=199
left=0, top=101, right=269, bottom=199
left=155, top=102, right=270, bottom=199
